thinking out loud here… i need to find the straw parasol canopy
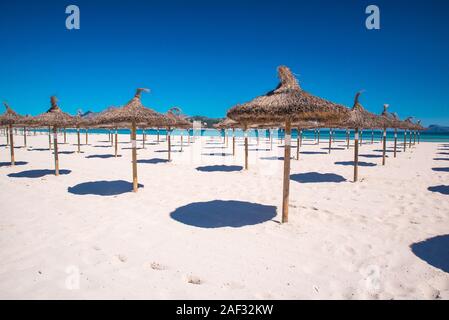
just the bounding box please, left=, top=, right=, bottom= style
left=0, top=102, right=23, bottom=165
left=227, top=66, right=348, bottom=125
left=95, top=88, right=167, bottom=192
left=337, top=92, right=380, bottom=182
left=227, top=65, right=348, bottom=223
left=26, top=96, right=75, bottom=175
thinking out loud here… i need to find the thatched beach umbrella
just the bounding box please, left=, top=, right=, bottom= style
left=338, top=92, right=380, bottom=182
left=379, top=104, right=395, bottom=165
left=294, top=120, right=318, bottom=159
left=164, top=107, right=191, bottom=159
left=0, top=102, right=23, bottom=165
left=27, top=96, right=75, bottom=175
left=215, top=118, right=240, bottom=155
left=227, top=65, right=347, bottom=223
left=95, top=88, right=166, bottom=192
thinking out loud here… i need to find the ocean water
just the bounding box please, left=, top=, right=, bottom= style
left=29, top=128, right=449, bottom=142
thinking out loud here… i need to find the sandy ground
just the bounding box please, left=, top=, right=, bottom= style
left=0, top=131, right=448, bottom=299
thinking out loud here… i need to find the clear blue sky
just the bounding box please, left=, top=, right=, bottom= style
left=1, top=0, right=448, bottom=125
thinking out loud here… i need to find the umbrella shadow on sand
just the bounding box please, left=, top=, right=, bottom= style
left=170, top=200, right=277, bottom=228
left=335, top=161, right=377, bottom=167
left=86, top=154, right=121, bottom=159
left=291, top=172, right=346, bottom=183
left=68, top=180, right=143, bottom=196
left=299, top=151, right=327, bottom=155
left=433, top=158, right=449, bottom=161
left=359, top=154, right=386, bottom=159
left=8, top=169, right=71, bottom=178
left=137, top=158, right=168, bottom=164
left=196, top=165, right=243, bottom=172
left=0, top=161, right=28, bottom=167
left=411, top=235, right=449, bottom=274
left=427, top=185, right=449, bottom=195
left=432, top=167, right=449, bottom=172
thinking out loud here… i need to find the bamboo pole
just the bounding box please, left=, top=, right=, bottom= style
left=354, top=128, right=359, bottom=182
left=23, top=127, right=27, bottom=147
left=281, top=120, right=292, bottom=223
left=157, top=128, right=160, bottom=143
left=114, top=128, right=118, bottom=157
left=180, top=132, right=183, bottom=152
left=9, top=124, right=14, bottom=165
left=393, top=128, right=397, bottom=158
left=328, top=129, right=332, bottom=154
left=382, top=128, right=387, bottom=166
left=85, top=129, right=88, bottom=145
left=131, top=121, right=138, bottom=192
left=53, top=127, right=59, bottom=176
left=64, top=128, right=67, bottom=144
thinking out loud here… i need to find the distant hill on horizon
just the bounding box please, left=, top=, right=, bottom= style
left=425, top=124, right=449, bottom=133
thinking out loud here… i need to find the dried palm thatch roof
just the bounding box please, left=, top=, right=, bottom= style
left=337, top=92, right=380, bottom=129
left=402, top=117, right=416, bottom=130
left=227, top=66, right=348, bottom=125
left=414, top=120, right=425, bottom=131
left=379, top=104, right=401, bottom=128
left=95, top=89, right=166, bottom=126
left=26, top=96, right=75, bottom=127
left=214, top=118, right=241, bottom=129
left=0, top=102, right=23, bottom=125
left=164, top=107, right=191, bottom=129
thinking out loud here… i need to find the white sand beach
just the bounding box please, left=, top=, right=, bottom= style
left=0, top=132, right=448, bottom=299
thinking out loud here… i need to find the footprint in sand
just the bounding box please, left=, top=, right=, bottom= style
left=150, top=262, right=167, bottom=271
left=185, top=275, right=202, bottom=285
left=116, top=254, right=127, bottom=263
left=223, top=281, right=245, bottom=290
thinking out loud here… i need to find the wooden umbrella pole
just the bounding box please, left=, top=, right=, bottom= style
left=226, top=130, right=228, bottom=147
left=168, top=127, right=172, bottom=162
left=64, top=128, right=66, bottom=144
left=181, top=132, right=183, bottom=152
left=131, top=121, right=138, bottom=192
left=281, top=119, right=292, bottom=223
left=9, top=124, right=15, bottom=165
left=346, top=129, right=350, bottom=149
left=408, top=130, right=412, bottom=149
left=403, top=130, right=407, bottom=151
left=393, top=128, right=397, bottom=158
left=371, top=129, right=374, bottom=144
left=114, top=128, right=118, bottom=157
left=413, top=131, right=416, bottom=145
left=48, top=126, right=52, bottom=150
left=360, top=130, right=363, bottom=146
left=382, top=128, right=387, bottom=166
left=328, top=129, right=332, bottom=154
left=354, top=128, right=359, bottom=182
left=142, top=128, right=146, bottom=149
left=6, top=126, right=9, bottom=146
left=317, top=129, right=320, bottom=144
left=77, top=128, right=81, bottom=153
left=314, top=129, right=317, bottom=142
left=296, top=127, right=300, bottom=160
left=53, top=126, right=59, bottom=176
left=300, top=129, right=303, bottom=147
left=270, top=129, right=273, bottom=151
left=23, top=127, right=27, bottom=147
left=157, top=128, right=160, bottom=143
left=244, top=127, right=249, bottom=170
left=418, top=131, right=420, bottom=144
left=85, top=129, right=88, bottom=145
left=232, top=128, right=236, bottom=156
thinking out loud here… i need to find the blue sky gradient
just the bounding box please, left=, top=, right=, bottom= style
left=1, top=0, right=448, bottom=125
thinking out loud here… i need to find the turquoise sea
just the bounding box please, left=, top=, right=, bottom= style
left=31, top=128, right=449, bottom=143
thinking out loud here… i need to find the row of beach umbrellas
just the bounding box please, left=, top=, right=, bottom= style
left=1, top=66, right=424, bottom=223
